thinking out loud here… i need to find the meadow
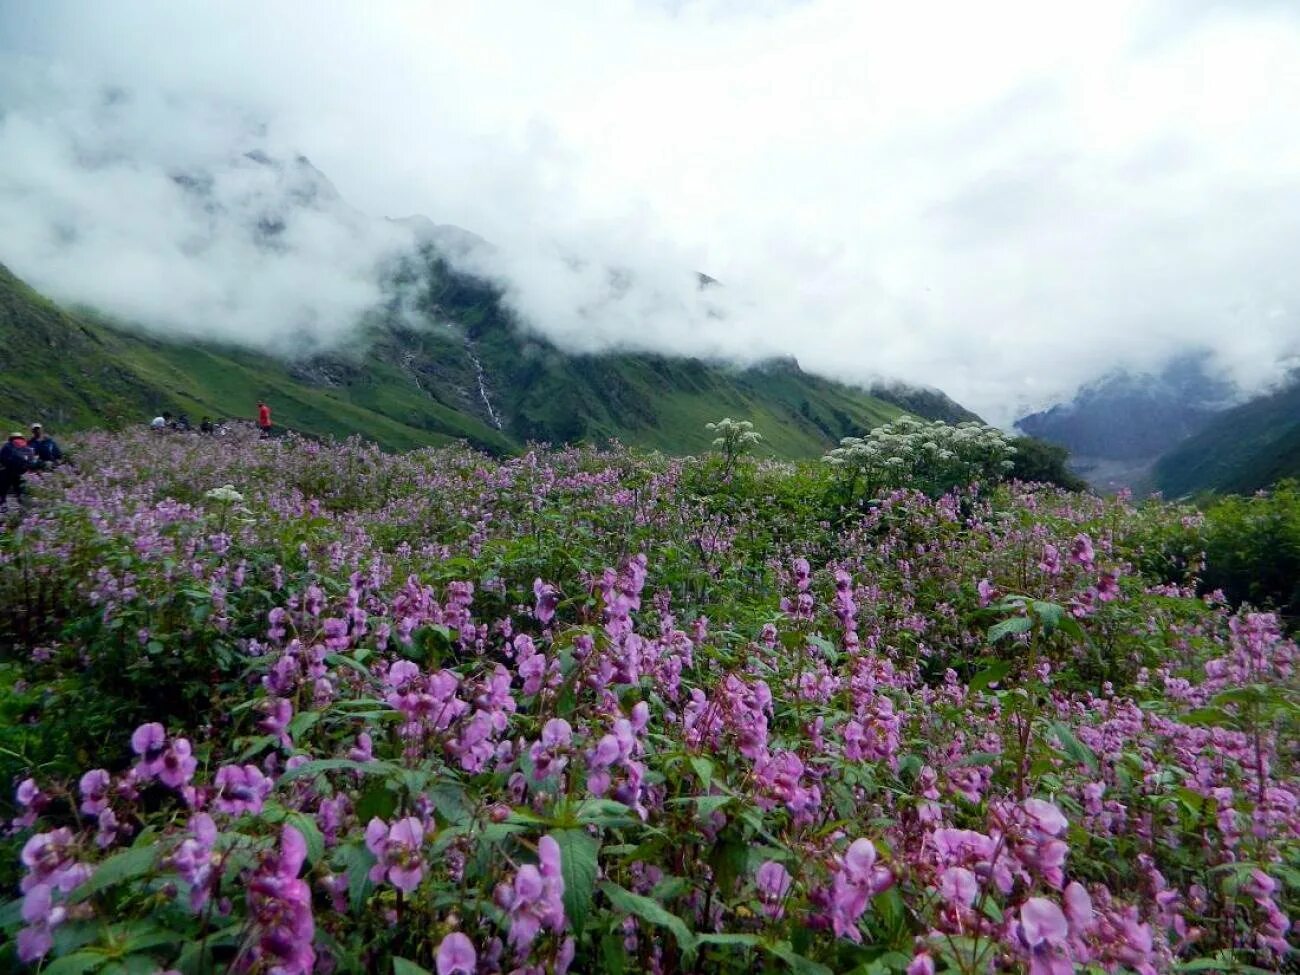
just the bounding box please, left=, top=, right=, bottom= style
left=0, top=424, right=1295, bottom=974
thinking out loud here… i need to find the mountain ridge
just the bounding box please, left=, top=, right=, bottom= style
left=0, top=258, right=946, bottom=458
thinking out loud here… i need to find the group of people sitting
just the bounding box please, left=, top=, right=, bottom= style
left=150, top=402, right=272, bottom=438
left=150, top=412, right=223, bottom=435
left=1, top=424, right=63, bottom=508
left=4, top=402, right=277, bottom=513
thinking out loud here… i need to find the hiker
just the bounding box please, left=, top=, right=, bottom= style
left=1, top=432, right=36, bottom=507
left=150, top=412, right=172, bottom=432
left=200, top=417, right=215, bottom=435
left=257, top=401, right=272, bottom=439
left=28, top=424, right=62, bottom=466
left=176, top=413, right=192, bottom=432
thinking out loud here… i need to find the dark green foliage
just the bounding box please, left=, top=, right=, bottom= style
left=1008, top=436, right=1089, bottom=491
left=1199, top=481, right=1300, bottom=625
left=1155, top=374, right=1300, bottom=496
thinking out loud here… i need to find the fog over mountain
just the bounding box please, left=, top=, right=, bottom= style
left=4, top=1, right=1300, bottom=424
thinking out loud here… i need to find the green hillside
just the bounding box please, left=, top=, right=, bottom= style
left=0, top=260, right=906, bottom=457
left=1154, top=375, right=1300, bottom=496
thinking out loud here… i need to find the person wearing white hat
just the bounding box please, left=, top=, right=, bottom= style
left=29, top=423, right=62, bottom=466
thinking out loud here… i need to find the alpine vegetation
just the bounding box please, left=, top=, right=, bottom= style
left=0, top=427, right=1295, bottom=974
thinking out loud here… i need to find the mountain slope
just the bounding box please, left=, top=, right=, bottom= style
left=1015, top=354, right=1237, bottom=492
left=1017, top=354, right=1234, bottom=461
left=0, top=261, right=911, bottom=457
left=1154, top=375, right=1300, bottom=496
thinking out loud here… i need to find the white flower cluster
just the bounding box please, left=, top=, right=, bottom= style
left=824, top=417, right=1016, bottom=496
left=204, top=484, right=245, bottom=504
left=705, top=417, right=763, bottom=450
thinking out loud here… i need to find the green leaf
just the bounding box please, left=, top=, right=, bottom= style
left=336, top=841, right=377, bottom=913
left=987, top=616, right=1032, bottom=643
left=669, top=794, right=732, bottom=816
left=1055, top=616, right=1085, bottom=640
left=287, top=710, right=320, bottom=738
left=955, top=751, right=1002, bottom=767
left=600, top=932, right=629, bottom=975
left=285, top=811, right=326, bottom=865
left=601, top=881, right=696, bottom=955
left=44, top=952, right=107, bottom=975
left=689, top=755, right=714, bottom=789
left=393, top=960, right=432, bottom=975
left=102, top=956, right=162, bottom=975
left=1209, top=685, right=1269, bottom=708
left=1048, top=722, right=1098, bottom=772
left=1181, top=707, right=1232, bottom=728
left=708, top=834, right=749, bottom=897
left=120, top=925, right=185, bottom=952
left=277, top=757, right=394, bottom=783
left=1031, top=600, right=1065, bottom=630
left=355, top=782, right=399, bottom=823
left=576, top=798, right=636, bottom=826
left=551, top=828, right=600, bottom=936
left=968, top=659, right=1013, bottom=692
left=325, top=652, right=372, bottom=677
left=766, top=941, right=833, bottom=975
left=72, top=845, right=157, bottom=902
left=427, top=782, right=471, bottom=826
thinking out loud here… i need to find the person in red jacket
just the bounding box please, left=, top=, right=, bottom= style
left=257, top=401, right=272, bottom=439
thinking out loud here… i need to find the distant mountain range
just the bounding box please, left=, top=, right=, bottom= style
left=1017, top=354, right=1300, bottom=496
left=1017, top=355, right=1236, bottom=461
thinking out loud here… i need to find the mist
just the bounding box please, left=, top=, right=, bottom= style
left=3, top=1, right=1300, bottom=424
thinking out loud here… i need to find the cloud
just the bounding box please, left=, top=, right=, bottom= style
left=2, top=0, right=1300, bottom=423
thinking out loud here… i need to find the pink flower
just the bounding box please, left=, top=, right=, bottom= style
left=131, top=722, right=166, bottom=760
left=21, top=828, right=90, bottom=895
left=347, top=732, right=374, bottom=763
left=1021, top=897, right=1069, bottom=946
left=496, top=834, right=566, bottom=954
left=436, top=932, right=477, bottom=975
left=1024, top=798, right=1068, bottom=836
left=213, top=764, right=271, bottom=815
left=13, top=777, right=47, bottom=828
left=533, top=578, right=560, bottom=624
left=258, top=697, right=294, bottom=746
left=938, top=866, right=978, bottom=908
left=1070, top=533, right=1095, bottom=568
left=1063, top=881, right=1093, bottom=932
left=169, top=813, right=218, bottom=911
left=245, top=825, right=315, bottom=975
left=18, top=883, right=65, bottom=963
left=79, top=769, right=111, bottom=816
left=157, top=738, right=198, bottom=789
left=756, top=860, right=793, bottom=917
left=1018, top=897, right=1072, bottom=975
left=828, top=839, right=892, bottom=942
left=365, top=817, right=426, bottom=893
left=906, top=951, right=935, bottom=975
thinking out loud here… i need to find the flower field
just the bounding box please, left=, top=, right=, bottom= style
left=0, top=427, right=1295, bottom=974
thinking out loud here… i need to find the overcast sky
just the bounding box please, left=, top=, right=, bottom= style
left=3, top=0, right=1300, bottom=423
